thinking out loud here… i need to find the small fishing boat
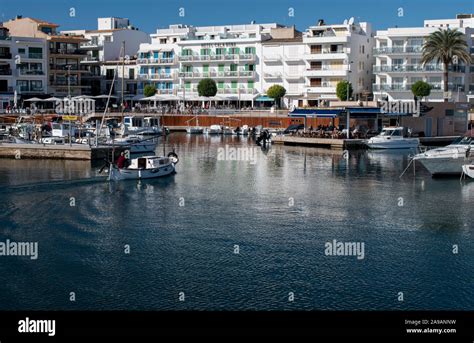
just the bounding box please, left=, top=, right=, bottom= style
left=461, top=164, right=474, bottom=179
left=108, top=152, right=179, bottom=181
left=186, top=116, right=204, bottom=134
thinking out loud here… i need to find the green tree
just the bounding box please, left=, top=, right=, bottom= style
left=411, top=81, right=432, bottom=101
left=421, top=28, right=471, bottom=102
left=266, top=85, right=286, bottom=108
left=144, top=84, right=156, bottom=97
left=197, top=78, right=217, bottom=97
left=336, top=80, right=353, bottom=101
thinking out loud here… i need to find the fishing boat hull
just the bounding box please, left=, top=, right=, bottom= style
left=417, top=156, right=473, bottom=176
left=366, top=137, right=419, bottom=149
left=109, top=164, right=175, bottom=180
left=186, top=127, right=204, bottom=134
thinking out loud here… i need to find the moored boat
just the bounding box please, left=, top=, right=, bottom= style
left=366, top=127, right=419, bottom=149
left=462, top=164, right=474, bottom=179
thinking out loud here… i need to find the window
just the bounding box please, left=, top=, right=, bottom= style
left=18, top=48, right=26, bottom=55
left=30, top=80, right=43, bottom=91
left=245, top=47, right=256, bottom=54
left=17, top=80, right=29, bottom=91
left=230, top=64, right=238, bottom=72
left=105, top=36, right=112, bottom=42
left=311, top=45, right=322, bottom=54
left=310, top=78, right=321, bottom=87
left=160, top=39, right=166, bottom=44
left=216, top=48, right=226, bottom=55
left=129, top=69, right=134, bottom=80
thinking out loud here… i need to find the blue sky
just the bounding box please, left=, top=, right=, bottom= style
left=0, top=0, right=473, bottom=33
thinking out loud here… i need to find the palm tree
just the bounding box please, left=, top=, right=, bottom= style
left=421, top=28, right=471, bottom=102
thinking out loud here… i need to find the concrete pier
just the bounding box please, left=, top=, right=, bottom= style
left=0, top=143, right=127, bottom=161
left=272, top=136, right=366, bottom=150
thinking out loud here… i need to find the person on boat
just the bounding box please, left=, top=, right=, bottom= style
left=117, top=152, right=126, bottom=169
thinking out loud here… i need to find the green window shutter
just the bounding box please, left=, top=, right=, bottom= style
left=248, top=81, right=254, bottom=89
left=231, top=81, right=237, bottom=89
left=230, top=64, right=237, bottom=72
left=218, top=64, right=224, bottom=72
left=185, top=81, right=191, bottom=89
left=244, top=64, right=248, bottom=71
left=203, top=65, right=209, bottom=72
left=218, top=81, right=224, bottom=89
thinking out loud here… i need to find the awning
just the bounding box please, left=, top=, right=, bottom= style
left=24, top=97, right=44, bottom=102
left=255, top=95, right=274, bottom=102
left=289, top=108, right=341, bottom=118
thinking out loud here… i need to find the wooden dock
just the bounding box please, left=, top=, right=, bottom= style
left=0, top=143, right=127, bottom=161
left=272, top=136, right=366, bottom=150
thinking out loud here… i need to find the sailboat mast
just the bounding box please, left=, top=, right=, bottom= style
left=121, top=41, right=125, bottom=120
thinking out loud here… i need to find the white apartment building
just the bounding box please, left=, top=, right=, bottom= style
left=0, top=25, right=48, bottom=110
left=302, top=19, right=374, bottom=106
left=373, top=14, right=474, bottom=102
left=261, top=26, right=306, bottom=108
left=63, top=17, right=149, bottom=95
left=137, top=23, right=281, bottom=104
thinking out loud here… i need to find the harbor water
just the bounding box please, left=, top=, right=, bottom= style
left=0, top=133, right=473, bottom=310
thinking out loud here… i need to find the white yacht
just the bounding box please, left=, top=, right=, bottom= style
left=205, top=125, right=222, bottom=135
left=414, top=135, right=473, bottom=176
left=104, top=136, right=157, bottom=154
left=123, top=116, right=162, bottom=135
left=366, top=127, right=419, bottom=149
left=108, top=153, right=178, bottom=181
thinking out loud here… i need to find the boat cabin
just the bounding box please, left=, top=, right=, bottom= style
left=51, top=122, right=76, bottom=138
left=379, top=127, right=409, bottom=138
left=128, top=156, right=171, bottom=170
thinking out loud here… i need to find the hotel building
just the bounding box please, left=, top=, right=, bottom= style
left=373, top=14, right=474, bottom=102
left=137, top=23, right=282, bottom=104
left=0, top=24, right=48, bottom=110
left=302, top=19, right=374, bottom=106
left=62, top=17, right=149, bottom=96
left=3, top=16, right=89, bottom=97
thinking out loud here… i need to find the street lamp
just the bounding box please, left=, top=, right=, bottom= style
left=346, top=61, right=353, bottom=139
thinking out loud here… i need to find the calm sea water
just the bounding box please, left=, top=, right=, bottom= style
left=0, top=133, right=473, bottom=310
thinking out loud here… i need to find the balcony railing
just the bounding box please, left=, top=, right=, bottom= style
left=178, top=70, right=255, bottom=78
left=373, top=64, right=465, bottom=73
left=50, top=49, right=86, bottom=55
left=178, top=53, right=256, bottom=62
left=263, top=55, right=281, bottom=62
left=373, top=46, right=423, bottom=55
left=18, top=69, right=45, bottom=76
left=0, top=52, right=12, bottom=59
left=17, top=86, right=44, bottom=93
left=81, top=56, right=100, bottom=62
left=137, top=57, right=177, bottom=64
left=139, top=73, right=176, bottom=80
left=19, top=53, right=43, bottom=59
left=263, top=72, right=282, bottom=79
left=372, top=83, right=464, bottom=92
left=0, top=69, right=12, bottom=75
left=50, top=64, right=80, bottom=71
left=308, top=48, right=346, bottom=55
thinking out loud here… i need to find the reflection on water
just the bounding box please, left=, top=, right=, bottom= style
left=0, top=133, right=473, bottom=311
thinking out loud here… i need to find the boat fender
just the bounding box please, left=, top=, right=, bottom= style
left=168, top=152, right=179, bottom=164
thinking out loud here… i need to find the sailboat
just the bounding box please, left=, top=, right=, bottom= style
left=186, top=115, right=204, bottom=134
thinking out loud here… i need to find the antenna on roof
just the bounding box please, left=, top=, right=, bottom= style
left=348, top=17, right=355, bottom=25
left=343, top=19, right=348, bottom=25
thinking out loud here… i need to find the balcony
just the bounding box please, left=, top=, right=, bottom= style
left=373, top=64, right=465, bottom=73
left=18, top=69, right=45, bottom=76
left=284, top=55, right=304, bottom=63
left=263, top=55, right=282, bottom=63
left=79, top=42, right=103, bottom=50
left=304, top=48, right=347, bottom=60
left=17, top=87, right=44, bottom=93
left=372, top=83, right=464, bottom=92
left=305, top=66, right=348, bottom=77
left=178, top=53, right=256, bottom=62
left=373, top=46, right=423, bottom=55
left=0, top=69, right=12, bottom=75
left=19, top=53, right=43, bottom=59
left=80, top=56, right=100, bottom=63
left=307, top=82, right=337, bottom=94
left=139, top=73, right=177, bottom=80
left=304, top=35, right=349, bottom=44
left=0, top=52, right=12, bottom=59
left=217, top=88, right=258, bottom=95
left=50, top=64, right=81, bottom=72
left=178, top=70, right=255, bottom=79
left=263, top=72, right=282, bottom=79
left=137, top=57, right=177, bottom=64
left=285, top=73, right=303, bottom=80
left=49, top=49, right=87, bottom=56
